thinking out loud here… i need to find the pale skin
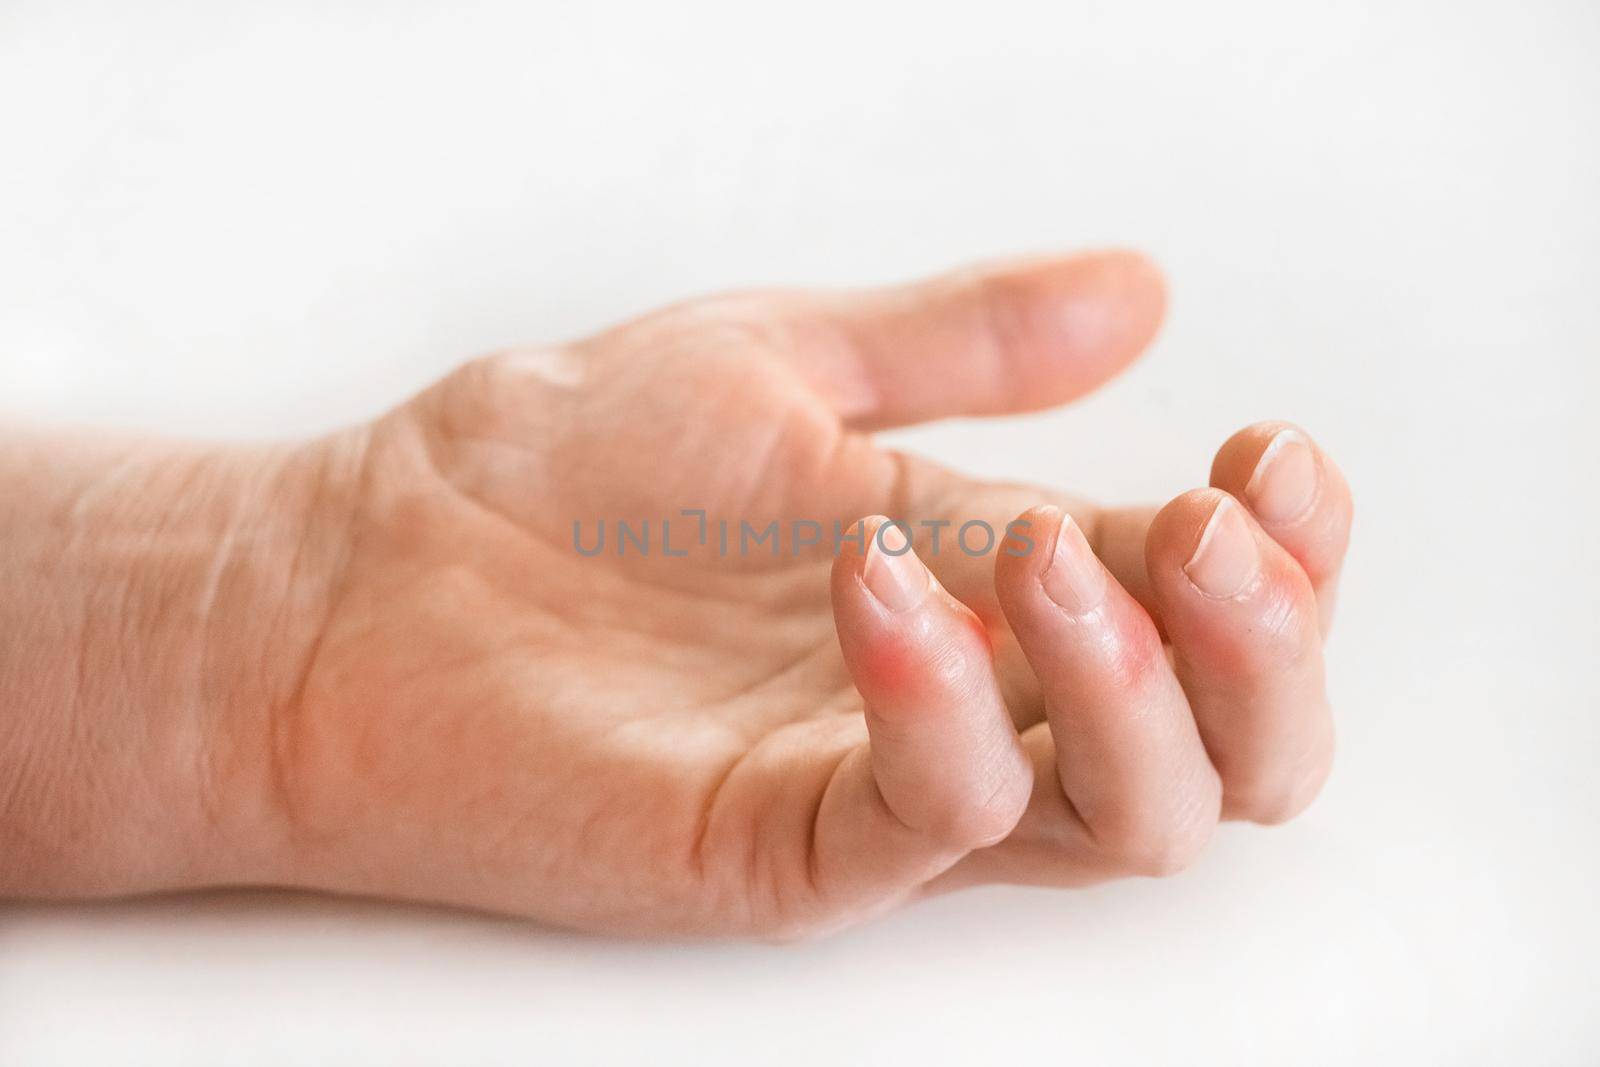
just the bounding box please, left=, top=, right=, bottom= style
left=0, top=250, right=1351, bottom=938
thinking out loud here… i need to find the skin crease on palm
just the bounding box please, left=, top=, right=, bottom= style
left=0, top=250, right=1352, bottom=940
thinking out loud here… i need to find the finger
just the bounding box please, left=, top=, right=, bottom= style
left=992, top=507, right=1219, bottom=876
left=788, top=250, right=1167, bottom=430
left=813, top=517, right=1033, bottom=906
left=1209, top=422, right=1353, bottom=633
left=1146, top=490, right=1335, bottom=824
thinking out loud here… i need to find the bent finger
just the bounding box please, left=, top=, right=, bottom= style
left=993, top=506, right=1219, bottom=876
left=813, top=517, right=1034, bottom=907
left=1146, top=490, right=1335, bottom=824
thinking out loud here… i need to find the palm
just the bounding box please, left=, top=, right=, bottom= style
left=282, top=252, right=1347, bottom=938
left=289, top=310, right=898, bottom=932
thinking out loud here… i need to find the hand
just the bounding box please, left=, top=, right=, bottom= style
left=0, top=250, right=1351, bottom=939
left=270, top=249, right=1351, bottom=937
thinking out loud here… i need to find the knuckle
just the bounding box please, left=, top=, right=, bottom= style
left=1099, top=614, right=1167, bottom=691
left=1212, top=582, right=1320, bottom=677
left=973, top=273, right=1054, bottom=399
left=1258, top=582, right=1321, bottom=648
left=975, top=273, right=1035, bottom=351
left=1103, top=821, right=1213, bottom=878
left=1237, top=787, right=1310, bottom=826
left=427, top=349, right=582, bottom=438
left=921, top=774, right=1031, bottom=851
left=1227, top=748, right=1334, bottom=826
left=1094, top=795, right=1219, bottom=878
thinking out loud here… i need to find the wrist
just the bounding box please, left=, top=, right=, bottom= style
left=0, top=426, right=369, bottom=896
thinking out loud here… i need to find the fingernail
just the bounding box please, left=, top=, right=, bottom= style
left=1184, top=498, right=1259, bottom=598
left=1245, top=429, right=1318, bottom=523
left=863, top=522, right=929, bottom=612
left=1041, top=511, right=1107, bottom=614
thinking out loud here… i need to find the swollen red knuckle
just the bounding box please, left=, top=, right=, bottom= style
left=1101, top=618, right=1165, bottom=691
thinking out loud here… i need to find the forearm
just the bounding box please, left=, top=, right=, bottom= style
left=0, top=425, right=365, bottom=896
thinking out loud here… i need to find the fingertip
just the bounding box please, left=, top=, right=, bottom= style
left=830, top=514, right=919, bottom=603
left=1145, top=488, right=1232, bottom=580
left=1211, top=421, right=1327, bottom=525
left=1076, top=247, right=1169, bottom=330
left=1209, top=421, right=1353, bottom=592
left=1210, top=421, right=1301, bottom=488
left=994, top=504, right=1066, bottom=584
left=1147, top=489, right=1318, bottom=647
left=997, top=249, right=1168, bottom=399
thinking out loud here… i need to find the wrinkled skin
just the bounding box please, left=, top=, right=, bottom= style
left=276, top=251, right=1350, bottom=937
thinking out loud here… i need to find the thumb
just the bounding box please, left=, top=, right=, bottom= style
left=789, top=249, right=1167, bottom=430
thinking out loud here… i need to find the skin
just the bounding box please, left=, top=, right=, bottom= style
left=0, top=250, right=1352, bottom=939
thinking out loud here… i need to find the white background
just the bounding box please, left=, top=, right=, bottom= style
left=2, top=0, right=1597, bottom=1063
